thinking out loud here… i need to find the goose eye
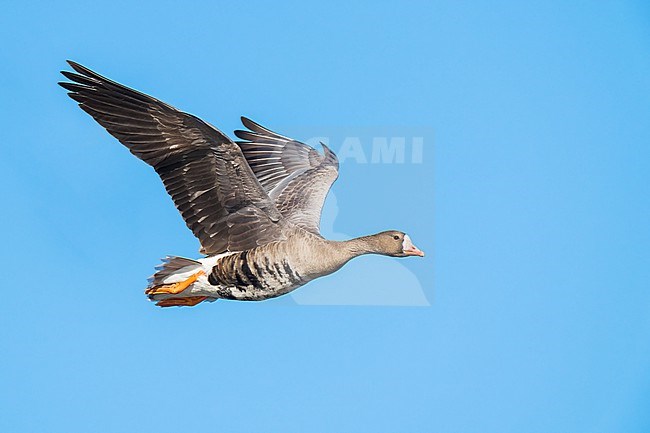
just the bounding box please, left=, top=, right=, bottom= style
left=393, top=235, right=400, bottom=240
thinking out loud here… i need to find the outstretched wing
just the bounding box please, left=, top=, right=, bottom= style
left=59, top=61, right=286, bottom=255
left=235, top=117, right=339, bottom=235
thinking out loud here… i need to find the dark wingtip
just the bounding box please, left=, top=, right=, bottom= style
left=57, top=81, right=74, bottom=91
left=233, top=129, right=247, bottom=140
left=68, top=61, right=85, bottom=74
left=60, top=61, right=74, bottom=80
left=65, top=60, right=84, bottom=75
left=57, top=81, right=83, bottom=92
left=320, top=141, right=339, bottom=165
left=65, top=60, right=98, bottom=78
left=60, top=70, right=77, bottom=80
left=320, top=141, right=332, bottom=154
left=240, top=116, right=258, bottom=131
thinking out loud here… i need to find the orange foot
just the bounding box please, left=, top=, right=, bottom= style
left=145, top=270, right=205, bottom=296
left=156, top=296, right=208, bottom=308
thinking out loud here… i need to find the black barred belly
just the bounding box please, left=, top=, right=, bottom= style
left=207, top=251, right=303, bottom=300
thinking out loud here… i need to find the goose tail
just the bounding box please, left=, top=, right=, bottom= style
left=145, top=256, right=215, bottom=307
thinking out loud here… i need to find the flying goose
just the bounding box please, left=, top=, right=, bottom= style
left=59, top=61, right=424, bottom=307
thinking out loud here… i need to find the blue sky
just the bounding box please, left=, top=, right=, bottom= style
left=1, top=1, right=650, bottom=432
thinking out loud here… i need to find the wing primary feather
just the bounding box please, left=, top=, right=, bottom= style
left=60, top=61, right=288, bottom=254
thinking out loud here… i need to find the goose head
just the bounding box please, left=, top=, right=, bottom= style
left=375, top=231, right=425, bottom=258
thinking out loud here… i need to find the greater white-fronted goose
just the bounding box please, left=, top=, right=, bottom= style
left=59, top=61, right=424, bottom=307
